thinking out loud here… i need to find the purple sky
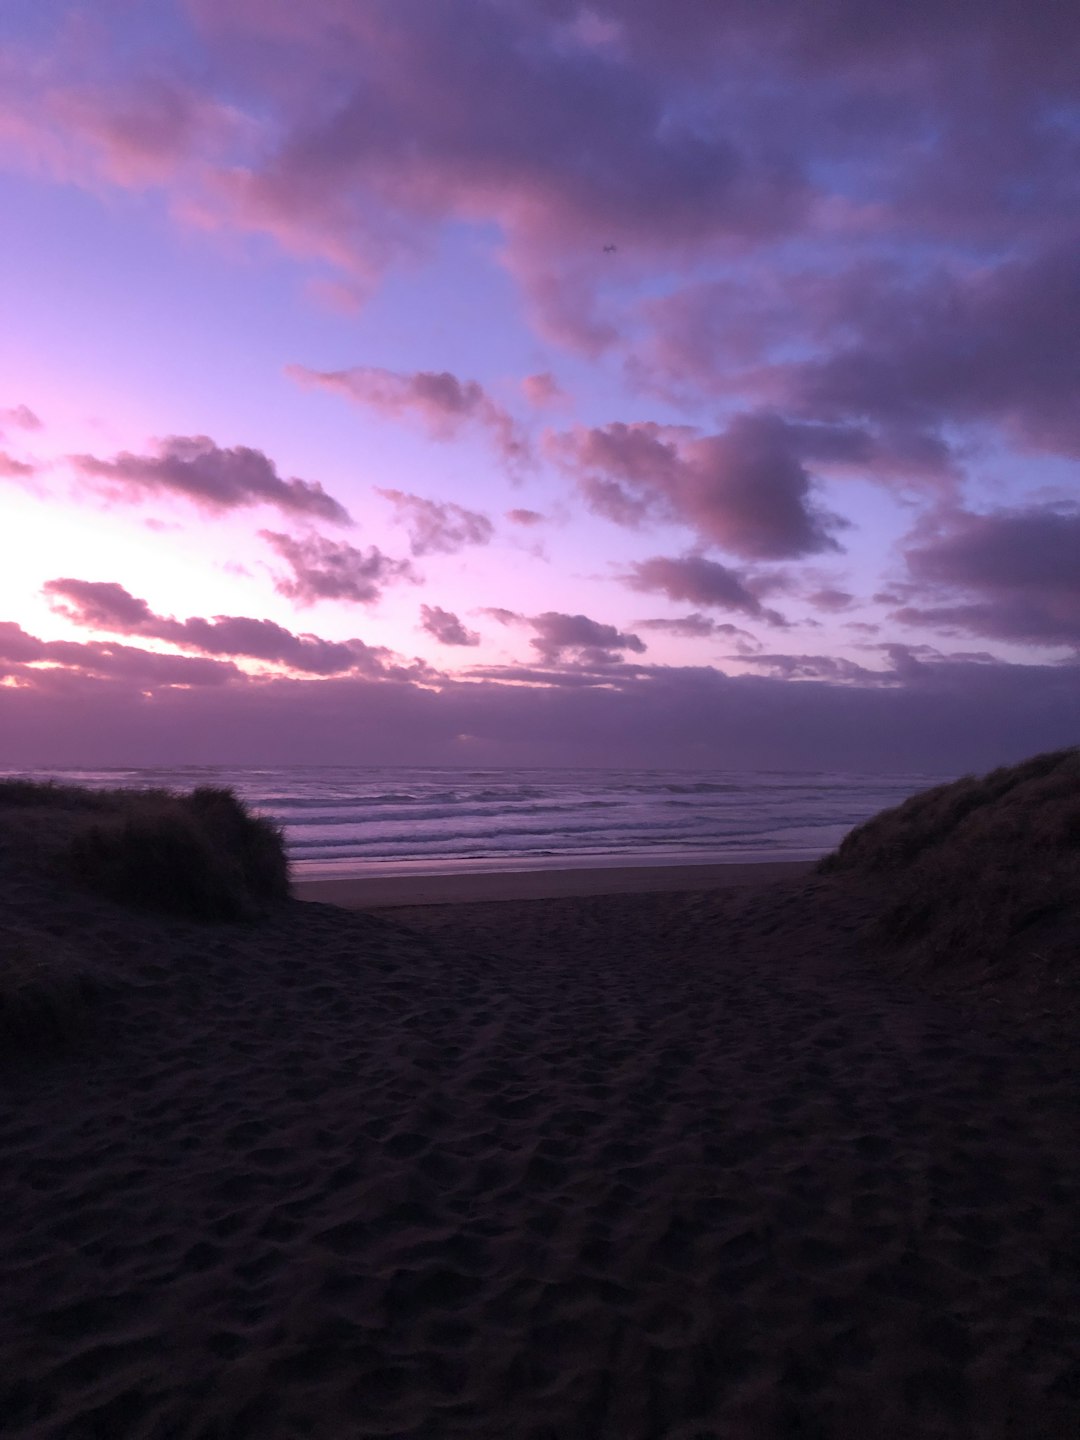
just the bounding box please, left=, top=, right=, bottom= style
left=1, top=0, right=1078, bottom=769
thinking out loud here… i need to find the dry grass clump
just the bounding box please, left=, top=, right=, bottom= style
left=0, top=781, right=289, bottom=922
left=0, top=923, right=101, bottom=1050
left=818, top=748, right=1080, bottom=981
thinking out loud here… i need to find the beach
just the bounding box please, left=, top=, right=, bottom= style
left=292, top=857, right=813, bottom=908
left=2, top=854, right=1078, bottom=1437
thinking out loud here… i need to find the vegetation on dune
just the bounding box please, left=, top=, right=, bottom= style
left=817, top=747, right=1080, bottom=980
left=0, top=779, right=290, bottom=922
left=0, top=922, right=101, bottom=1050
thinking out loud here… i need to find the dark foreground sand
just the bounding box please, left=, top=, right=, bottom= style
left=1, top=861, right=1077, bottom=1438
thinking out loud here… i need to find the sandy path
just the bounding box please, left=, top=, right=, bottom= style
left=0, top=874, right=1077, bottom=1437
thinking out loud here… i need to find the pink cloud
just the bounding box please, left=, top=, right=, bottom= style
left=377, top=490, right=494, bottom=557
left=419, top=604, right=480, bottom=647
left=521, top=372, right=566, bottom=408
left=42, top=577, right=428, bottom=679
left=624, top=554, right=786, bottom=625
left=505, top=508, right=546, bottom=527
left=636, top=613, right=759, bottom=645
left=0, top=619, right=238, bottom=687
left=0, top=403, right=42, bottom=433
left=528, top=611, right=646, bottom=665
left=8, top=0, right=1080, bottom=372
left=50, top=78, right=246, bottom=187
left=0, top=453, right=36, bottom=478
left=288, top=364, right=530, bottom=470
left=807, top=588, right=855, bottom=612
left=259, top=530, right=416, bottom=606
left=72, top=435, right=351, bottom=523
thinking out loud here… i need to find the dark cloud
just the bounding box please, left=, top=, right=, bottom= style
left=71, top=435, right=351, bottom=523
left=636, top=613, right=757, bottom=643
left=288, top=364, right=530, bottom=469
left=505, top=508, right=546, bottom=527
left=377, top=490, right=494, bottom=557
left=896, top=505, right=1080, bottom=645
left=625, top=554, right=786, bottom=625
left=550, top=413, right=846, bottom=559
left=44, top=579, right=155, bottom=629
left=260, top=530, right=416, bottom=606
left=419, top=604, right=480, bottom=647
left=0, top=619, right=238, bottom=687
left=528, top=611, right=646, bottom=665
left=14, top=0, right=1080, bottom=378
left=178, top=1, right=809, bottom=350
left=807, top=588, right=855, bottom=612
left=2, top=616, right=1077, bottom=774
left=42, top=577, right=424, bottom=679
left=781, top=245, right=1080, bottom=461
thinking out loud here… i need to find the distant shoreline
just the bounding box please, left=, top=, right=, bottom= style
left=291, top=857, right=815, bottom=908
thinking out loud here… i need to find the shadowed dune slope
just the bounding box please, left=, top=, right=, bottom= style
left=816, top=747, right=1080, bottom=1002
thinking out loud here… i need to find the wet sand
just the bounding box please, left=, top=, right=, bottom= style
left=292, top=858, right=813, bottom=908
left=1, top=861, right=1077, bottom=1437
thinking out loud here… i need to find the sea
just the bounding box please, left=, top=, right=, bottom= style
left=2, top=766, right=951, bottom=879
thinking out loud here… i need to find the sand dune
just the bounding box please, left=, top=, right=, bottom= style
left=1, top=848, right=1078, bottom=1437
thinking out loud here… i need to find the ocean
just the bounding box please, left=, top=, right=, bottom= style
left=3, top=765, right=950, bottom=878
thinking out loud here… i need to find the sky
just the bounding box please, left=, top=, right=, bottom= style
left=1, top=0, right=1078, bottom=771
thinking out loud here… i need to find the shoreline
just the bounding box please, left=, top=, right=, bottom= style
left=291, top=857, right=815, bottom=908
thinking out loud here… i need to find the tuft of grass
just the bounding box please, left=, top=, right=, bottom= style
left=817, top=747, right=1080, bottom=979
left=0, top=779, right=290, bottom=922
left=0, top=923, right=101, bottom=1050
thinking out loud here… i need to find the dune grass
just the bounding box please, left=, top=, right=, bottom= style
left=0, top=780, right=289, bottom=1055
left=818, top=747, right=1080, bottom=979
left=0, top=780, right=290, bottom=922
left=0, top=922, right=101, bottom=1051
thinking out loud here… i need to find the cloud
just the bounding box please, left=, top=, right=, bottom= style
left=739, top=652, right=885, bottom=683
left=636, top=613, right=758, bottom=644
left=550, top=412, right=846, bottom=558
left=260, top=530, right=416, bottom=606
left=777, top=245, right=1080, bottom=461
left=377, top=489, right=494, bottom=556
left=896, top=505, right=1080, bottom=645
left=807, top=588, right=855, bottom=612
left=0, top=453, right=36, bottom=478
left=288, top=364, right=530, bottom=469
left=0, top=403, right=42, bottom=434
left=184, top=3, right=808, bottom=344
left=42, top=577, right=424, bottom=678
left=419, top=604, right=480, bottom=647
left=521, top=372, right=566, bottom=408
left=44, top=579, right=155, bottom=630
left=3, top=616, right=1078, bottom=774
left=624, top=554, right=786, bottom=625
left=9, top=0, right=1080, bottom=376
left=71, top=435, right=352, bottom=523
left=0, top=619, right=238, bottom=688
left=527, top=611, right=646, bottom=665
left=505, top=508, right=546, bottom=527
